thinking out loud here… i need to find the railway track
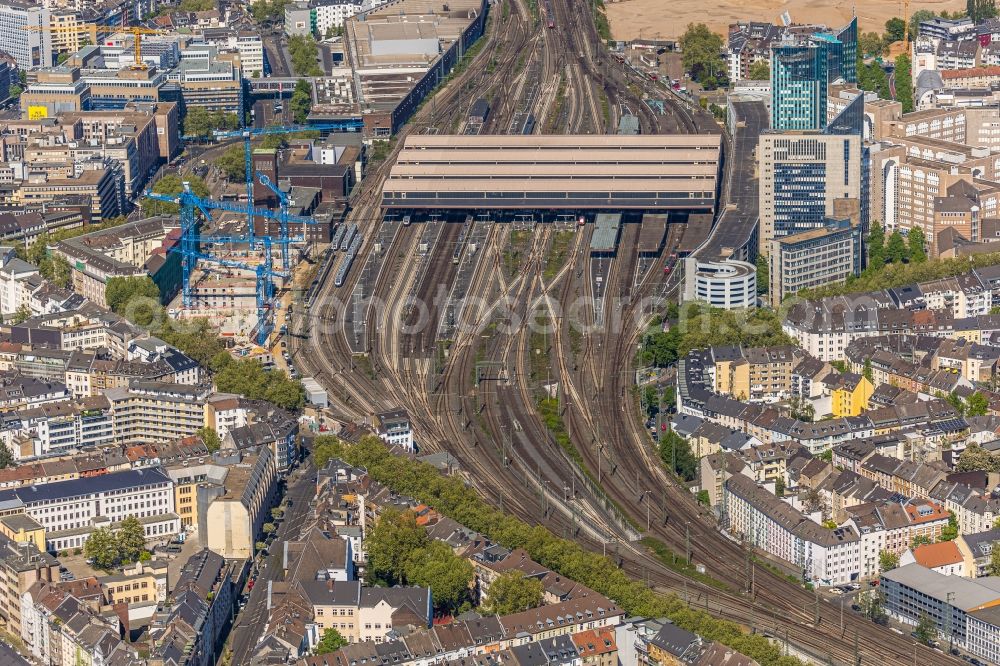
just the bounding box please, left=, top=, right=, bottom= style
left=289, top=0, right=959, bottom=661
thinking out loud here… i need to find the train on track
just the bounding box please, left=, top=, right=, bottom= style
left=542, top=0, right=555, bottom=28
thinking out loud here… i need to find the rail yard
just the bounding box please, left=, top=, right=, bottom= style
left=288, top=0, right=958, bottom=663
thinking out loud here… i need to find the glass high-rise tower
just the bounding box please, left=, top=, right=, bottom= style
left=770, top=17, right=858, bottom=131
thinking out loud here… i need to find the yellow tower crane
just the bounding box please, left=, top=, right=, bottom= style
left=27, top=24, right=169, bottom=69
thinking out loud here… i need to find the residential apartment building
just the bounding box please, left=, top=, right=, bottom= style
left=302, top=580, right=432, bottom=644
left=205, top=448, right=279, bottom=559
left=106, top=381, right=212, bottom=444
left=768, top=217, right=863, bottom=306
left=0, top=535, right=57, bottom=635
left=723, top=473, right=861, bottom=585
left=150, top=549, right=240, bottom=666
left=20, top=581, right=139, bottom=666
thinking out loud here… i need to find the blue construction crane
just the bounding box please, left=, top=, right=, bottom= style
left=255, top=171, right=328, bottom=272
left=145, top=185, right=307, bottom=344
left=209, top=120, right=364, bottom=244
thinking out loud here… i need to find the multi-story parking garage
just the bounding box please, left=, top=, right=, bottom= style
left=381, top=135, right=721, bottom=212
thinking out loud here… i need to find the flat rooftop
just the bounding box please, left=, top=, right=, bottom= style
left=382, top=135, right=721, bottom=211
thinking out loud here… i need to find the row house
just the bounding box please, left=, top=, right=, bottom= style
left=723, top=473, right=861, bottom=585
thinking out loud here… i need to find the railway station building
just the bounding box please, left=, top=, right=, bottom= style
left=380, top=135, right=721, bottom=215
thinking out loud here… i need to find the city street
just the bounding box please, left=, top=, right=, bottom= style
left=228, top=460, right=316, bottom=665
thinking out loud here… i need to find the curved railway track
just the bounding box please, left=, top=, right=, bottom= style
left=289, top=0, right=959, bottom=660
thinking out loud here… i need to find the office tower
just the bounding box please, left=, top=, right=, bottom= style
left=0, top=1, right=52, bottom=70
left=770, top=17, right=857, bottom=131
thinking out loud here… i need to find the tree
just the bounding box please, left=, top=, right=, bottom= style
left=911, top=534, right=933, bottom=549
left=314, top=628, right=348, bottom=655
left=679, top=23, right=725, bottom=84
left=118, top=516, right=147, bottom=564
left=747, top=59, right=769, bottom=81
left=774, top=476, right=785, bottom=497
left=8, top=84, right=21, bottom=99
left=366, top=510, right=429, bottom=585
left=696, top=489, right=710, bottom=505
left=894, top=54, right=914, bottom=113
left=271, top=507, right=285, bottom=520
left=217, top=144, right=247, bottom=181
left=914, top=612, right=937, bottom=644
left=863, top=358, right=874, bottom=383
left=179, top=0, right=216, bottom=9
left=143, top=174, right=211, bottom=216
left=10, top=304, right=30, bottom=325
left=940, top=511, right=959, bottom=541
left=252, top=0, right=291, bottom=22
left=658, top=429, right=697, bottom=481
left=969, top=0, right=998, bottom=23
left=484, top=571, right=543, bottom=614
left=947, top=390, right=967, bottom=416
left=879, top=549, right=899, bottom=572
left=867, top=221, right=886, bottom=269
left=0, top=442, right=14, bottom=469
left=197, top=427, right=221, bottom=452
left=755, top=254, right=768, bottom=295
left=989, top=542, right=1000, bottom=576
left=967, top=391, right=990, bottom=417
left=884, top=17, right=906, bottom=43
left=48, top=254, right=72, bottom=288
left=263, top=522, right=276, bottom=535
left=908, top=227, right=927, bottom=263
left=84, top=527, right=121, bottom=570
left=404, top=540, right=473, bottom=613
left=183, top=107, right=239, bottom=138
left=290, top=79, right=313, bottom=124
left=106, top=276, right=161, bottom=314
left=858, top=589, right=887, bottom=623
left=859, top=31, right=885, bottom=58
left=288, top=35, right=323, bottom=76
left=886, top=230, right=908, bottom=264
left=957, top=443, right=1000, bottom=472
left=312, top=435, right=345, bottom=468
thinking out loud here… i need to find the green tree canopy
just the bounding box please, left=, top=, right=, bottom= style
left=659, top=429, right=697, bottom=481
left=894, top=54, right=914, bottom=112
left=967, top=391, right=990, bottom=417
left=484, top=571, right=544, bottom=614
left=859, top=31, right=885, bottom=58
left=0, top=443, right=14, bottom=469
left=289, top=35, right=323, bottom=76
left=886, top=230, right=908, bottom=264
left=213, top=356, right=305, bottom=410
left=404, top=540, right=474, bottom=613
left=747, top=60, right=770, bottom=81
left=118, top=516, right=147, bottom=564
left=366, top=509, right=429, bottom=585
left=884, top=17, right=906, bottom=43
left=313, top=435, right=345, bottom=468
left=106, top=276, right=161, bottom=316
left=878, top=549, right=899, bottom=572
left=10, top=304, right=30, bottom=325
left=907, top=227, right=927, bottom=263
left=679, top=23, right=724, bottom=84
left=989, top=542, right=1000, bottom=576
left=968, top=0, right=998, bottom=23
left=183, top=107, right=239, bottom=138
left=314, top=628, right=348, bottom=655
left=291, top=79, right=313, bottom=124
left=84, top=527, right=121, bottom=570
left=197, top=426, right=221, bottom=452
left=867, top=221, right=885, bottom=268
left=143, top=174, right=210, bottom=216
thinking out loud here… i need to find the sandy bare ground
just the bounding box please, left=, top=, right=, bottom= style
left=605, top=0, right=967, bottom=41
